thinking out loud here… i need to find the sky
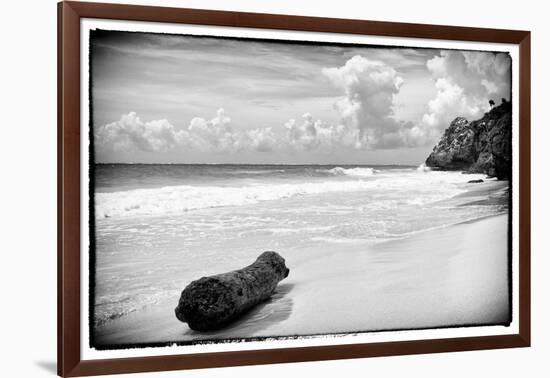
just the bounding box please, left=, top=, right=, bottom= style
left=91, top=30, right=511, bottom=165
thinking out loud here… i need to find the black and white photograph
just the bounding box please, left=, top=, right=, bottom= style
left=89, top=29, right=513, bottom=349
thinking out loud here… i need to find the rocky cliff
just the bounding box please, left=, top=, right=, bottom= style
left=425, top=100, right=512, bottom=180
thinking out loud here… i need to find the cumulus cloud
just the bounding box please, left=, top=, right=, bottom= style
left=418, top=50, right=511, bottom=142
left=95, top=108, right=277, bottom=154
left=316, top=52, right=511, bottom=148
left=94, top=112, right=187, bottom=152
left=285, top=113, right=321, bottom=150
left=186, top=108, right=239, bottom=152
left=284, top=112, right=362, bottom=151
left=244, top=127, right=277, bottom=152
left=322, top=55, right=407, bottom=149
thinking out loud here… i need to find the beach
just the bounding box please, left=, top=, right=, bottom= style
left=92, top=165, right=510, bottom=347
left=95, top=212, right=509, bottom=346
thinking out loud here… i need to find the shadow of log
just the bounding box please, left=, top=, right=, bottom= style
left=183, top=283, right=294, bottom=337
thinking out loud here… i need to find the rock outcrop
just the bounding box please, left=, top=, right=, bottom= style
left=425, top=100, right=512, bottom=180
left=175, top=251, right=289, bottom=331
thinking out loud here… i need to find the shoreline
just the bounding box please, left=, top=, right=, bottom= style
left=94, top=179, right=511, bottom=347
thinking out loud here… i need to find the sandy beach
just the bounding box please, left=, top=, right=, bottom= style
left=94, top=180, right=510, bottom=348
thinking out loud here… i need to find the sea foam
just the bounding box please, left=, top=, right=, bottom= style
left=416, top=163, right=431, bottom=172
left=95, top=169, right=485, bottom=219
left=325, top=167, right=376, bottom=177
left=96, top=179, right=381, bottom=218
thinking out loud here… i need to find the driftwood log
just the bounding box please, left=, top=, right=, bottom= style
left=175, top=251, right=290, bottom=331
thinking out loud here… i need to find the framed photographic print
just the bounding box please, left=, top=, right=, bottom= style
left=58, top=1, right=531, bottom=376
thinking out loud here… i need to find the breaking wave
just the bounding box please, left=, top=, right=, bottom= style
left=96, top=179, right=380, bottom=218
left=95, top=168, right=487, bottom=219
left=324, top=167, right=377, bottom=177
left=416, top=163, right=432, bottom=172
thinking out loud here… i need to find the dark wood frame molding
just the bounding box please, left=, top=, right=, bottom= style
left=58, top=1, right=531, bottom=376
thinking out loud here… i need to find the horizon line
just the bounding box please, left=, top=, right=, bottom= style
left=94, top=162, right=421, bottom=167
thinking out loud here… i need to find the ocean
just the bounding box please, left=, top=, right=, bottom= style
left=92, top=164, right=508, bottom=328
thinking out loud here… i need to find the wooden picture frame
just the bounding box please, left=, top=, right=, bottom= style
left=58, top=1, right=531, bottom=376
